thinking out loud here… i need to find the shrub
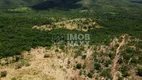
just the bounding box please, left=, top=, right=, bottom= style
left=121, top=65, right=129, bottom=77
left=82, top=55, right=86, bottom=59
left=105, top=60, right=112, bottom=67
left=1, top=71, right=7, bottom=77
left=15, top=56, right=21, bottom=62
left=12, top=77, right=17, bottom=80
left=59, top=45, right=64, bottom=50
left=44, top=54, right=50, bottom=58
left=15, top=63, right=22, bottom=69
left=76, top=63, right=82, bottom=69
left=108, top=53, right=115, bottom=59
left=115, top=44, right=119, bottom=48
left=118, top=77, right=123, bottom=80
left=122, top=71, right=129, bottom=77
left=24, top=61, right=31, bottom=67
left=82, top=64, right=86, bottom=69
left=100, top=68, right=111, bottom=78
left=55, top=49, right=59, bottom=52
left=94, top=62, right=101, bottom=70
left=79, top=70, right=82, bottom=75
left=74, top=52, right=82, bottom=58
left=87, top=72, right=93, bottom=78
left=137, top=67, right=142, bottom=76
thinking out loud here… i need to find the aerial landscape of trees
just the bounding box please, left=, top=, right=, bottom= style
left=0, top=0, right=142, bottom=79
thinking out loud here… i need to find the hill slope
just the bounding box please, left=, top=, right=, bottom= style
left=0, top=0, right=82, bottom=9
left=0, top=0, right=45, bottom=9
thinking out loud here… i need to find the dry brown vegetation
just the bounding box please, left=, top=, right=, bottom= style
left=32, top=18, right=103, bottom=31
left=0, top=34, right=142, bottom=80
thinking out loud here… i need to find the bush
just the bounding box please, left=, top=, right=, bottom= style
left=55, top=49, right=59, bottom=52
left=15, top=63, right=22, bottom=69
left=76, top=63, right=82, bottom=69
left=122, top=71, right=129, bottom=77
left=1, top=71, right=7, bottom=77
left=15, top=56, right=21, bottom=62
left=24, top=61, right=31, bottom=67
left=100, top=68, right=111, bottom=78
left=82, top=55, right=86, bottom=59
left=118, top=77, right=123, bottom=80
left=59, top=45, right=64, bottom=50
left=82, top=64, right=86, bottom=69
left=121, top=65, right=129, bottom=77
left=12, top=77, right=17, bottom=80
left=137, top=67, right=142, bottom=76
left=94, top=62, right=101, bottom=70
left=115, top=44, right=119, bottom=48
left=108, top=53, right=115, bottom=59
left=74, top=51, right=82, bottom=58
left=44, top=54, right=50, bottom=58
left=87, top=72, right=93, bottom=78
left=104, top=60, right=112, bottom=67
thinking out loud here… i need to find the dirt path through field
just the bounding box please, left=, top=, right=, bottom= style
left=111, top=34, right=126, bottom=80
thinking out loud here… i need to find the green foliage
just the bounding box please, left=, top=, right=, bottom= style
left=82, top=64, right=86, bottom=69
left=76, top=63, right=82, bottom=69
left=74, top=50, right=82, bottom=58
left=100, top=68, right=112, bottom=78
left=11, top=77, right=17, bottom=80
left=122, top=71, right=129, bottom=77
left=115, top=44, right=119, bottom=48
left=104, top=60, right=112, bottom=67
left=118, top=77, right=123, bottom=80
left=121, top=48, right=135, bottom=63
left=1, top=71, right=7, bottom=77
left=94, top=62, right=101, bottom=70
left=0, top=16, right=52, bottom=58
left=59, top=45, right=65, bottom=50
left=87, top=72, right=93, bottom=78
left=137, top=67, right=142, bottom=76
left=82, top=55, right=86, bottom=59
left=0, top=2, right=141, bottom=77
left=120, top=64, right=130, bottom=77
left=108, top=53, right=115, bottom=59
left=55, top=49, right=59, bottom=52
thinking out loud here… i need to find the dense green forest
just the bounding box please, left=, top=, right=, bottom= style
left=0, top=0, right=142, bottom=59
